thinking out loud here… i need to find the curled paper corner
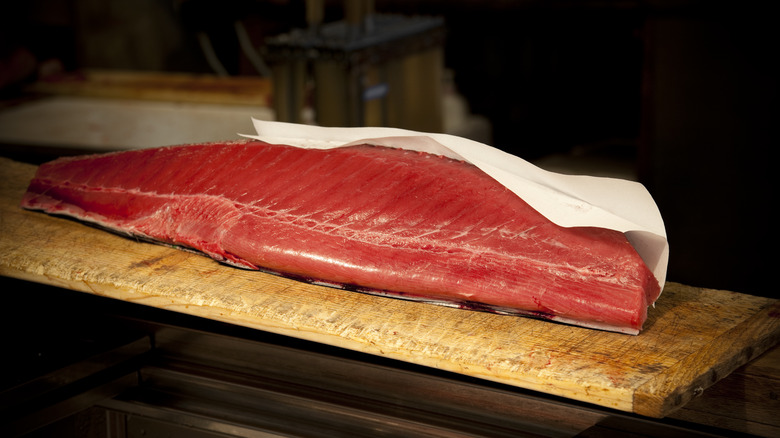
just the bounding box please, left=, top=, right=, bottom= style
left=241, top=118, right=669, bottom=289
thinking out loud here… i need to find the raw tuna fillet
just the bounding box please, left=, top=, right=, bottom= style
left=21, top=139, right=661, bottom=334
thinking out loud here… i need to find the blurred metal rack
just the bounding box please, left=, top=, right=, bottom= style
left=265, top=1, right=445, bottom=131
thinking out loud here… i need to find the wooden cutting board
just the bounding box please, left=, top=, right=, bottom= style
left=1, top=156, right=778, bottom=418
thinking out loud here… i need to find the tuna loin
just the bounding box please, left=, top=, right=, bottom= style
left=21, top=140, right=661, bottom=334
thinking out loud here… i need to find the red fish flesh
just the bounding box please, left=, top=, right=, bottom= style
left=21, top=140, right=661, bottom=334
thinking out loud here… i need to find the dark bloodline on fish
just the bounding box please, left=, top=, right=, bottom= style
left=21, top=140, right=661, bottom=334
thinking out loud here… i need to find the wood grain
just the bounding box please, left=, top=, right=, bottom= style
left=26, top=70, right=272, bottom=107
left=669, top=346, right=780, bottom=437
left=1, top=156, right=778, bottom=417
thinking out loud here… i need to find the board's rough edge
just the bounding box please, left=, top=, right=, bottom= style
left=633, top=299, right=780, bottom=418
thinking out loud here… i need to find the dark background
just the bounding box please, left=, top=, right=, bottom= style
left=2, top=0, right=776, bottom=298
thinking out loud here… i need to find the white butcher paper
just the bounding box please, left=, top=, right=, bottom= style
left=242, top=119, right=668, bottom=290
